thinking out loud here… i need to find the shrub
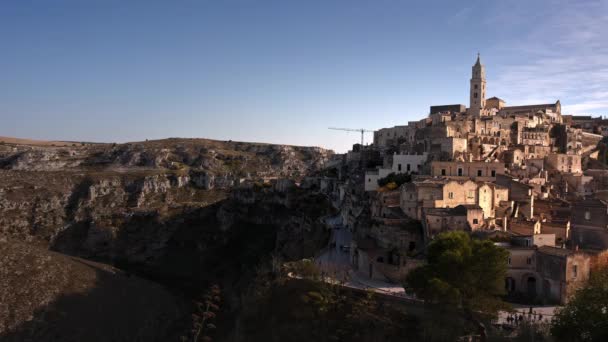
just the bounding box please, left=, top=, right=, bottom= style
left=385, top=182, right=398, bottom=190
left=285, top=259, right=320, bottom=280
left=377, top=172, right=412, bottom=187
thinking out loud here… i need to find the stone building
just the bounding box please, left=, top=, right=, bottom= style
left=509, top=219, right=541, bottom=236
left=352, top=55, right=606, bottom=299
left=424, top=204, right=484, bottom=235
left=430, top=161, right=504, bottom=181
left=566, top=127, right=583, bottom=152
left=521, top=145, right=553, bottom=159
left=364, top=153, right=429, bottom=191
left=504, top=244, right=538, bottom=298
left=525, top=158, right=545, bottom=174
left=485, top=96, right=505, bottom=110
left=521, top=125, right=552, bottom=146
left=533, top=198, right=571, bottom=244
left=571, top=198, right=608, bottom=250
left=546, top=153, right=582, bottom=174
left=399, top=177, right=507, bottom=221
left=499, top=101, right=562, bottom=120
left=430, top=104, right=466, bottom=115
left=439, top=137, right=468, bottom=157
left=502, top=148, right=525, bottom=167
left=469, top=54, right=487, bottom=117
left=568, top=115, right=603, bottom=133
left=502, top=237, right=591, bottom=304
left=536, top=246, right=591, bottom=304
left=392, top=153, right=429, bottom=174
left=373, top=125, right=413, bottom=147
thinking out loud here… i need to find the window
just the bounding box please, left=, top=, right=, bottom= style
left=585, top=211, right=591, bottom=220
left=474, top=84, right=478, bottom=89
left=491, top=170, right=496, bottom=177
left=477, top=170, right=483, bottom=177
left=508, top=257, right=511, bottom=265
left=573, top=265, right=578, bottom=278
left=407, top=164, right=411, bottom=171
left=458, top=167, right=463, bottom=176
left=368, top=178, right=371, bottom=183
left=474, top=93, right=478, bottom=98
left=473, top=219, right=478, bottom=224
left=449, top=192, right=454, bottom=199
left=526, top=257, right=532, bottom=265
left=467, top=190, right=475, bottom=198
left=441, top=169, right=446, bottom=176
left=398, top=164, right=402, bottom=171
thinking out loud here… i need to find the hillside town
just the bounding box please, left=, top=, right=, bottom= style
left=309, top=55, right=608, bottom=306
left=2, top=56, right=608, bottom=341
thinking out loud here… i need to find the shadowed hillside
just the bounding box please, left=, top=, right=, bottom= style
left=0, top=241, right=183, bottom=342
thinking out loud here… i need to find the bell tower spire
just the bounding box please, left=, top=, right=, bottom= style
left=469, top=53, right=486, bottom=116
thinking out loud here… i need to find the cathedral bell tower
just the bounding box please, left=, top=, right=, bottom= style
left=469, top=53, right=486, bottom=116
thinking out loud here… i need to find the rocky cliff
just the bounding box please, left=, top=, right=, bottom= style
left=0, top=138, right=332, bottom=175
left=0, top=137, right=334, bottom=340
left=0, top=137, right=332, bottom=249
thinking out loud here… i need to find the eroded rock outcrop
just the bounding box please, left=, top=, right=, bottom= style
left=0, top=137, right=335, bottom=340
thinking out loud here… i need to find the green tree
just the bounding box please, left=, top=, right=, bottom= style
left=550, top=124, right=568, bottom=153
left=551, top=267, right=608, bottom=341
left=406, top=231, right=509, bottom=341
left=377, top=172, right=412, bottom=187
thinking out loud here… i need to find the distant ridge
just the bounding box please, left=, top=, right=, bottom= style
left=0, top=136, right=97, bottom=147
left=0, top=136, right=332, bottom=151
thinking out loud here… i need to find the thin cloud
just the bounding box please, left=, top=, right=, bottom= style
left=489, top=0, right=608, bottom=115
left=447, top=6, right=474, bottom=24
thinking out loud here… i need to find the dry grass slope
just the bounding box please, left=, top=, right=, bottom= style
left=0, top=241, right=183, bottom=342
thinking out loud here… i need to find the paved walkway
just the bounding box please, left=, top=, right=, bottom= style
left=495, top=305, right=558, bottom=324
left=314, top=215, right=559, bottom=322
left=315, top=215, right=413, bottom=298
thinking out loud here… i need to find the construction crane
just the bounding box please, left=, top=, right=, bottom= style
left=328, top=127, right=374, bottom=146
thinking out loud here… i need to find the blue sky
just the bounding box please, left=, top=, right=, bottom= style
left=1, top=0, right=607, bottom=152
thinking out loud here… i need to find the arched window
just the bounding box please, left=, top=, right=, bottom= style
left=474, top=93, right=478, bottom=98
left=505, top=277, right=516, bottom=293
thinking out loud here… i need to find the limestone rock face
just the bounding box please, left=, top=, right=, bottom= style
left=0, top=138, right=333, bottom=175
left=0, top=138, right=335, bottom=341
left=0, top=138, right=333, bottom=269
left=0, top=242, right=182, bottom=342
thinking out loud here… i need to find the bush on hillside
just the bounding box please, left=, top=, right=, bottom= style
left=377, top=173, right=412, bottom=187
